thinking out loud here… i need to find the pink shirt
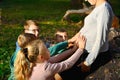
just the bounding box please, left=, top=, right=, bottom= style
left=29, top=49, right=83, bottom=80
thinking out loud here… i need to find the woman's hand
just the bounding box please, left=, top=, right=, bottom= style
left=77, top=61, right=90, bottom=72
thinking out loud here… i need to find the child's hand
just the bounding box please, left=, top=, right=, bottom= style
left=68, top=32, right=80, bottom=43
left=67, top=43, right=74, bottom=48
left=76, top=35, right=86, bottom=50
left=70, top=44, right=78, bottom=52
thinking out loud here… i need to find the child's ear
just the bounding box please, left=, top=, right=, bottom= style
left=37, top=55, right=45, bottom=62
left=38, top=55, right=43, bottom=59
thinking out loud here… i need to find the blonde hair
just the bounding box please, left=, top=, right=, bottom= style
left=14, top=39, right=48, bottom=80
left=17, top=33, right=37, bottom=48
left=24, top=20, right=39, bottom=30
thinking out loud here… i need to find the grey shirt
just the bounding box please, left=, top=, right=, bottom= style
left=79, top=2, right=114, bottom=66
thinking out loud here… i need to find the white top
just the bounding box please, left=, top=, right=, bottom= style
left=79, top=2, right=114, bottom=66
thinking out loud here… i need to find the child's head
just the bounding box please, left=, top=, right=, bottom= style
left=55, top=29, right=68, bottom=43
left=14, top=39, right=50, bottom=80
left=24, top=39, right=50, bottom=63
left=17, top=33, right=37, bottom=48
left=24, top=20, right=40, bottom=37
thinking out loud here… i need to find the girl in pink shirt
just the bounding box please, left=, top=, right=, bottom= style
left=14, top=35, right=86, bottom=80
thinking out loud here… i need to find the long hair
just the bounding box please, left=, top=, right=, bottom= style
left=14, top=39, right=48, bottom=80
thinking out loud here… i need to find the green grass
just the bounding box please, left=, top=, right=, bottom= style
left=0, top=0, right=79, bottom=79
left=0, top=0, right=120, bottom=80
left=0, top=0, right=71, bottom=24
left=110, top=0, right=120, bottom=16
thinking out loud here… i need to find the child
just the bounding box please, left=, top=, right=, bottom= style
left=9, top=20, right=40, bottom=80
left=14, top=35, right=86, bottom=80
left=49, top=29, right=73, bottom=56
left=51, top=29, right=70, bottom=80
left=55, top=29, right=68, bottom=43
left=9, top=33, right=37, bottom=80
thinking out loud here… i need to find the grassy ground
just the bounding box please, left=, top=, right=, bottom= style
left=0, top=0, right=120, bottom=80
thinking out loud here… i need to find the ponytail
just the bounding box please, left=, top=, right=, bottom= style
left=14, top=49, right=30, bottom=80
left=14, top=39, right=46, bottom=80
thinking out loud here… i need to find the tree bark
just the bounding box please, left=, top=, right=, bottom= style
left=62, top=3, right=94, bottom=21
